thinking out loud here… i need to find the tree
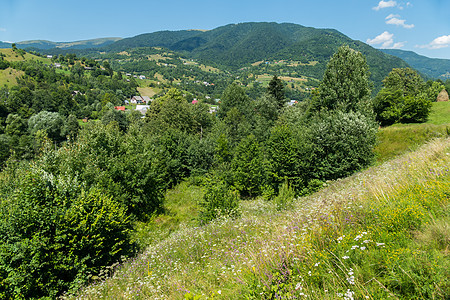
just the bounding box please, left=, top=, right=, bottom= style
left=28, top=111, right=65, bottom=142
left=218, top=83, right=252, bottom=119
left=374, top=68, right=432, bottom=125
left=382, top=68, right=424, bottom=96
left=267, top=75, right=286, bottom=110
left=65, top=114, right=80, bottom=139
left=231, top=134, right=268, bottom=197
left=310, top=45, right=372, bottom=113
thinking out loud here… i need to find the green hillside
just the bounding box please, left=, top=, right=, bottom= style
left=102, top=22, right=409, bottom=88
left=381, top=49, right=450, bottom=79
left=0, top=37, right=122, bottom=50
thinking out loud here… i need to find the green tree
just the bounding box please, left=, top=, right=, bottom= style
left=28, top=111, right=65, bottom=142
left=65, top=114, right=80, bottom=139
left=310, top=45, right=372, bottom=113
left=218, top=83, right=252, bottom=119
left=382, top=68, right=424, bottom=96
left=374, top=68, right=432, bottom=125
left=267, top=75, right=286, bottom=110
left=231, top=134, right=268, bottom=197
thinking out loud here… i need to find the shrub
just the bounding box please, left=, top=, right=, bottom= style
left=198, top=176, right=240, bottom=223
left=0, top=168, right=134, bottom=299
left=303, top=110, right=378, bottom=181
left=273, top=180, right=295, bottom=211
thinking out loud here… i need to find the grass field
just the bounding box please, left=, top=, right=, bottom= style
left=0, top=68, right=23, bottom=87
left=374, top=101, right=450, bottom=163
left=69, top=136, right=450, bottom=300
left=137, top=86, right=158, bottom=97
left=66, top=100, right=450, bottom=300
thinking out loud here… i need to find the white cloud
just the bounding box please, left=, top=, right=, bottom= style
left=0, top=28, right=6, bottom=32
left=385, top=14, right=414, bottom=29
left=386, top=14, right=400, bottom=19
left=392, top=41, right=406, bottom=48
left=367, top=31, right=394, bottom=47
left=417, top=35, right=450, bottom=49
left=373, top=0, right=397, bottom=11
left=367, top=31, right=406, bottom=49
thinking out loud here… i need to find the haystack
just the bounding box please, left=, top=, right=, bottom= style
left=436, top=89, right=449, bottom=102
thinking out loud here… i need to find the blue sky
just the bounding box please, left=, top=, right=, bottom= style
left=1, top=0, right=449, bottom=59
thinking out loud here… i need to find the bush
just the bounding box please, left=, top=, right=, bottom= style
left=231, top=134, right=269, bottom=197
left=273, top=180, right=295, bottom=211
left=303, top=110, right=378, bottom=181
left=198, top=176, right=240, bottom=223
left=400, top=95, right=432, bottom=123
left=0, top=168, right=134, bottom=299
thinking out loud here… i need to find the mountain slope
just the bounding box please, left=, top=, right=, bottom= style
left=381, top=49, right=450, bottom=79
left=0, top=37, right=122, bottom=50
left=103, top=22, right=410, bottom=87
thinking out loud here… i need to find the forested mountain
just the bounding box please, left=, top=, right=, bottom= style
left=381, top=49, right=450, bottom=79
left=102, top=22, right=409, bottom=86
left=0, top=37, right=122, bottom=50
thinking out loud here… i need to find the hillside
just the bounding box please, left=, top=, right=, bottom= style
left=102, top=22, right=409, bottom=87
left=68, top=135, right=450, bottom=299
left=0, top=37, right=122, bottom=50
left=381, top=49, right=450, bottom=79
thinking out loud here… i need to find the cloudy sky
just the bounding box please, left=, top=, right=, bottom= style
left=1, top=0, right=449, bottom=59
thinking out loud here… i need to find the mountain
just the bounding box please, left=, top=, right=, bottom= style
left=102, top=22, right=409, bottom=86
left=0, top=37, right=123, bottom=50
left=381, top=49, right=450, bottom=79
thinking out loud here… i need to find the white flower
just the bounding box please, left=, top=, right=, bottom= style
left=295, top=282, right=302, bottom=290
left=217, top=290, right=221, bottom=294
left=342, top=256, right=350, bottom=260
left=360, top=246, right=366, bottom=250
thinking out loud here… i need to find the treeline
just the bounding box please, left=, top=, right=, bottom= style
left=0, top=55, right=139, bottom=165
left=0, top=45, right=442, bottom=299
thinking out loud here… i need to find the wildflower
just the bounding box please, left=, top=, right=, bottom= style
left=314, top=262, right=320, bottom=267
left=295, top=282, right=302, bottom=290
left=342, top=256, right=350, bottom=260
left=217, top=290, right=221, bottom=294
left=360, top=246, right=366, bottom=250
left=376, top=242, right=385, bottom=247
left=351, top=245, right=359, bottom=250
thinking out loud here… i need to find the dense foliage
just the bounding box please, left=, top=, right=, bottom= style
left=0, top=43, right=441, bottom=298
left=374, top=68, right=437, bottom=126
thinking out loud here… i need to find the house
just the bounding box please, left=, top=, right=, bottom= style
left=124, top=100, right=130, bottom=105
left=46, top=55, right=53, bottom=59
left=142, top=96, right=151, bottom=103
left=114, top=106, right=126, bottom=111
left=54, top=63, right=61, bottom=68
left=135, top=105, right=150, bottom=115
left=287, top=100, right=298, bottom=107
left=139, top=75, right=146, bottom=80
left=131, top=96, right=144, bottom=104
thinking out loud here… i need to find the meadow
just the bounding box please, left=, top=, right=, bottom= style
left=67, top=123, right=449, bottom=299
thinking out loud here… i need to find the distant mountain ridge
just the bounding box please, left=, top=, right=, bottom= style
left=381, top=49, right=450, bottom=79
left=3, top=22, right=416, bottom=88
left=0, top=37, right=122, bottom=50
left=101, top=22, right=410, bottom=87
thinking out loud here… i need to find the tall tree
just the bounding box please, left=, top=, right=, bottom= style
left=267, top=75, right=285, bottom=110
left=311, top=45, right=372, bottom=113
left=382, top=68, right=424, bottom=97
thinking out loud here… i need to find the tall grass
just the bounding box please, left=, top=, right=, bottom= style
left=66, top=137, right=449, bottom=299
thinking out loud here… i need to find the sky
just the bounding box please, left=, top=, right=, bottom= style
left=1, top=0, right=449, bottom=59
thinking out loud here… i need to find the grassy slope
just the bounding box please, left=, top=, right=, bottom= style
left=374, top=101, right=450, bottom=163
left=69, top=104, right=450, bottom=299
left=0, top=49, right=52, bottom=87
left=70, top=138, right=450, bottom=300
